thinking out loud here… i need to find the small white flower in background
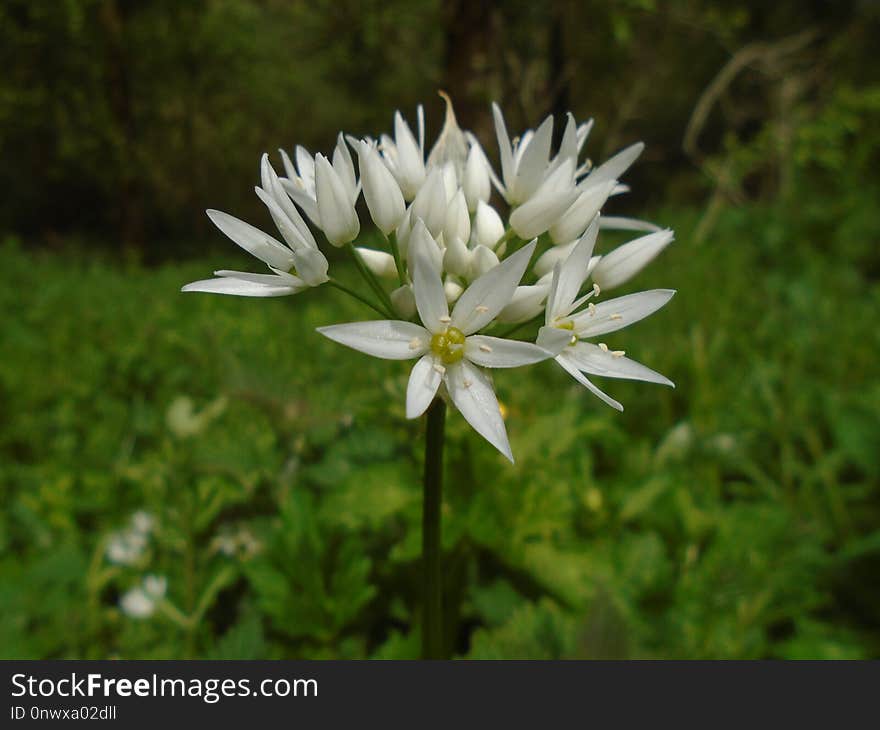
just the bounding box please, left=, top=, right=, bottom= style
left=318, top=241, right=553, bottom=462
left=537, top=220, right=675, bottom=410
left=105, top=511, right=155, bottom=566
left=120, top=575, right=167, bottom=620
left=181, top=94, right=676, bottom=461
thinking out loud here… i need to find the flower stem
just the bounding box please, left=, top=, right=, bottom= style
left=387, top=231, right=407, bottom=287
left=347, top=244, right=396, bottom=317
left=421, top=397, right=446, bottom=660
left=327, top=279, right=391, bottom=318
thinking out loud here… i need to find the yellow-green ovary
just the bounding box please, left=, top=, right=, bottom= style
left=430, top=327, right=466, bottom=365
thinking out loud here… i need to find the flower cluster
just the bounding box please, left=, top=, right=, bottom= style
left=184, top=95, right=675, bottom=462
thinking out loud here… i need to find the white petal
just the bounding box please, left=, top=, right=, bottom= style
left=468, top=245, right=500, bottom=279
left=206, top=210, right=294, bottom=271
left=279, top=178, right=320, bottom=226
left=495, top=283, right=550, bottom=324
left=549, top=180, right=615, bottom=244
left=316, top=321, right=429, bottom=360
left=585, top=142, right=644, bottom=186
left=565, top=342, right=673, bottom=386
left=412, top=243, right=449, bottom=333
left=534, top=239, right=577, bottom=279
left=598, top=216, right=661, bottom=233
left=291, top=248, right=329, bottom=287
left=465, top=336, right=552, bottom=368
left=451, top=239, right=536, bottom=335
left=355, top=247, right=398, bottom=278
left=590, top=229, right=674, bottom=290
left=406, top=354, right=443, bottom=418
left=181, top=274, right=300, bottom=298
left=571, top=289, right=675, bottom=336
left=315, top=154, right=360, bottom=246
left=510, top=115, right=553, bottom=203
left=472, top=201, right=505, bottom=250
left=492, top=102, right=514, bottom=196
left=551, top=218, right=599, bottom=318
left=555, top=353, right=624, bottom=411
left=536, top=325, right=573, bottom=356
left=445, top=360, right=513, bottom=462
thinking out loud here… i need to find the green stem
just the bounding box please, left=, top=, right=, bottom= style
left=347, top=244, right=396, bottom=316
left=494, top=226, right=518, bottom=250
left=328, top=279, right=391, bottom=318
left=387, top=231, right=407, bottom=287
left=421, top=397, right=446, bottom=660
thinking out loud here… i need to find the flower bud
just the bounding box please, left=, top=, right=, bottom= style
left=444, top=278, right=464, bottom=304
left=392, top=110, right=426, bottom=200
left=410, top=167, right=448, bottom=238
left=315, top=154, right=360, bottom=246
left=390, top=284, right=417, bottom=318
left=444, top=189, right=470, bottom=245
left=355, top=247, right=398, bottom=278
left=442, top=235, right=471, bottom=277
left=356, top=141, right=405, bottom=234
left=495, top=284, right=551, bottom=323
left=462, top=145, right=491, bottom=212
left=472, top=201, right=505, bottom=250
left=469, top=244, right=499, bottom=279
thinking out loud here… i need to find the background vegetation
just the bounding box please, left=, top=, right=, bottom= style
left=1, top=0, right=878, bottom=658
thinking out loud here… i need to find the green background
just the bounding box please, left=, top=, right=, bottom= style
left=1, top=0, right=878, bottom=659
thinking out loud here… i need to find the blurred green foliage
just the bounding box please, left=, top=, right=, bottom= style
left=1, top=0, right=879, bottom=659
left=1, top=180, right=878, bottom=657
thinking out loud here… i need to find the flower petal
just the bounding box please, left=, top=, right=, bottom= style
left=511, top=115, right=553, bottom=202
left=451, top=239, right=536, bottom=335
left=590, top=229, right=674, bottom=290
left=495, top=283, right=550, bottom=324
left=406, top=354, right=443, bottom=418
left=181, top=273, right=301, bottom=297
left=585, top=142, right=644, bottom=186
left=555, top=353, right=624, bottom=411
left=536, top=325, right=573, bottom=356
left=492, top=102, right=514, bottom=196
left=316, top=321, right=429, bottom=360
left=465, top=335, right=552, bottom=368
left=551, top=218, right=599, bottom=318
left=412, top=237, right=449, bottom=333
left=571, top=289, right=675, bottom=336
left=206, top=210, right=294, bottom=271
left=565, top=342, right=674, bottom=386
left=445, top=360, right=513, bottom=462
left=598, top=216, right=662, bottom=233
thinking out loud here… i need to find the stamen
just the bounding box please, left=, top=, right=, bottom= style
left=475, top=305, right=489, bottom=313
left=588, top=303, right=597, bottom=317
left=592, top=283, right=601, bottom=297
left=438, top=315, right=452, bottom=324
left=610, top=313, right=622, bottom=320
left=463, top=379, right=472, bottom=388
left=598, top=342, right=609, bottom=352
left=479, top=344, right=493, bottom=353
left=433, top=363, right=446, bottom=375
left=408, top=337, right=423, bottom=350
left=612, top=350, right=625, bottom=358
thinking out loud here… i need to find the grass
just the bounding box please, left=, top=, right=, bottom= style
left=1, top=200, right=878, bottom=659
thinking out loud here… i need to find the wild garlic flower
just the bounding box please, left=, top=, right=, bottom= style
left=181, top=94, right=676, bottom=460
left=318, top=241, right=551, bottom=462
left=119, top=574, right=167, bottom=620
left=538, top=220, right=675, bottom=410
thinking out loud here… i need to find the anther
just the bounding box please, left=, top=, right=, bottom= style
left=439, top=315, right=452, bottom=324
left=463, top=379, right=472, bottom=388
left=598, top=342, right=609, bottom=352
left=475, top=305, right=489, bottom=313
left=408, top=338, right=423, bottom=350
left=592, top=283, right=601, bottom=296
left=612, top=350, right=625, bottom=358
left=588, top=303, right=597, bottom=317
left=479, top=344, right=493, bottom=353
left=610, top=313, right=622, bottom=320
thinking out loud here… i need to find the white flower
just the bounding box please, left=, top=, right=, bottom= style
left=382, top=107, right=426, bottom=200
left=143, top=574, right=167, bottom=599
left=120, top=587, right=155, bottom=619
left=462, top=143, right=492, bottom=212
left=590, top=229, right=674, bottom=290
left=549, top=181, right=616, bottom=244
left=131, top=510, right=153, bottom=535
left=508, top=159, right=579, bottom=239
left=472, top=201, right=505, bottom=250
left=278, top=145, right=319, bottom=225
left=317, top=241, right=552, bottom=462
left=492, top=104, right=556, bottom=205
left=315, top=153, right=360, bottom=246
left=355, top=140, right=405, bottom=235
left=537, top=222, right=675, bottom=409
left=183, top=158, right=330, bottom=298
